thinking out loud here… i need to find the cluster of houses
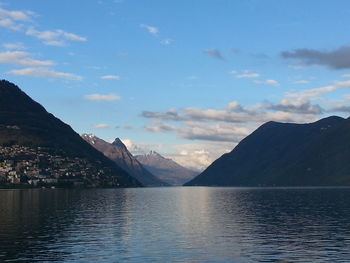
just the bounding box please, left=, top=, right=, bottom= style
left=0, top=145, right=115, bottom=188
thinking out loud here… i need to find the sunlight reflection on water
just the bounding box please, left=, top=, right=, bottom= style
left=1, top=187, right=350, bottom=262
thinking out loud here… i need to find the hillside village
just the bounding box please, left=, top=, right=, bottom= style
left=0, top=145, right=120, bottom=188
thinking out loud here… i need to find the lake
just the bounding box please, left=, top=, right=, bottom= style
left=1, top=187, right=350, bottom=262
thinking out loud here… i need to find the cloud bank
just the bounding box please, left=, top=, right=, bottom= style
left=281, top=46, right=350, bottom=69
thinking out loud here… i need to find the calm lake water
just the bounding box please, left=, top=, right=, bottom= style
left=1, top=187, right=350, bottom=262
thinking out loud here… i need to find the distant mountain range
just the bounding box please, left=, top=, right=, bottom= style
left=0, top=80, right=141, bottom=188
left=185, top=116, right=350, bottom=187
left=82, top=134, right=167, bottom=186
left=136, top=151, right=198, bottom=186
left=82, top=135, right=197, bottom=186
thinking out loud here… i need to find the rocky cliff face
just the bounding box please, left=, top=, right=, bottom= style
left=82, top=135, right=167, bottom=186
left=136, top=151, right=198, bottom=186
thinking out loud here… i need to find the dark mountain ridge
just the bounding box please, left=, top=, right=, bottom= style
left=185, top=116, right=350, bottom=186
left=0, top=80, right=141, bottom=187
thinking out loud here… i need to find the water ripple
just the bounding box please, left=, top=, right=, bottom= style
left=1, top=187, right=350, bottom=262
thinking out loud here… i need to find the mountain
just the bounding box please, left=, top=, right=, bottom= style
left=185, top=116, right=350, bottom=187
left=135, top=151, right=198, bottom=186
left=81, top=135, right=167, bottom=186
left=0, top=80, right=141, bottom=188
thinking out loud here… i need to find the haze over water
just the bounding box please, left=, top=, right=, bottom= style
left=1, top=187, right=350, bottom=262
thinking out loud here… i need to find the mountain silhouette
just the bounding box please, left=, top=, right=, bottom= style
left=0, top=80, right=141, bottom=187
left=185, top=116, right=350, bottom=186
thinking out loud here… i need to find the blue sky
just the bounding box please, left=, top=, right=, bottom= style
left=1, top=0, right=350, bottom=170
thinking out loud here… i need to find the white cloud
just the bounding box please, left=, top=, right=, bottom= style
left=342, top=74, right=350, bottom=78
left=229, top=70, right=260, bottom=79
left=227, top=101, right=245, bottom=112
left=101, top=75, right=121, bottom=80
left=145, top=122, right=178, bottom=133
left=336, top=80, right=350, bottom=87
left=285, top=82, right=349, bottom=101
left=168, top=141, right=236, bottom=171
left=0, top=8, right=33, bottom=21
left=184, top=107, right=249, bottom=123
left=180, top=122, right=250, bottom=142
left=291, top=86, right=336, bottom=99
left=144, top=119, right=250, bottom=143
left=255, top=79, right=280, bottom=86
left=331, top=104, right=350, bottom=113
left=8, top=67, right=83, bottom=80
left=121, top=138, right=164, bottom=155
left=260, top=80, right=350, bottom=115
left=144, top=103, right=326, bottom=137
left=142, top=100, right=322, bottom=126
left=236, top=73, right=260, bottom=79
left=121, top=139, right=134, bottom=150
left=0, top=51, right=54, bottom=66
left=263, top=98, right=323, bottom=114
left=2, top=42, right=25, bottom=50
left=327, top=92, right=350, bottom=113
left=0, top=7, right=33, bottom=30
left=26, top=28, right=87, bottom=46
left=265, top=79, right=280, bottom=86
left=0, top=18, right=20, bottom=30
left=84, top=93, right=121, bottom=101
left=0, top=7, right=87, bottom=47
left=92, top=124, right=112, bottom=129
left=140, top=24, right=159, bottom=36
